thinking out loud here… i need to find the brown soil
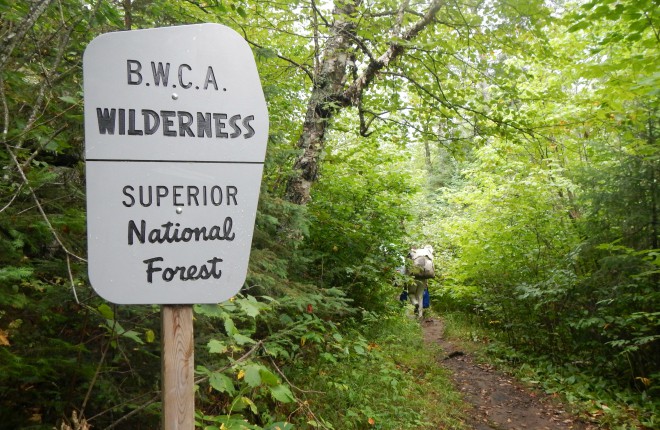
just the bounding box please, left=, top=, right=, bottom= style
left=422, top=318, right=597, bottom=430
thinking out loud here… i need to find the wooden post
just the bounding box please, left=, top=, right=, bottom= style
left=162, top=305, right=194, bottom=429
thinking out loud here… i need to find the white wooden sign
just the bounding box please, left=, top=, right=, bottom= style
left=84, top=24, right=268, bottom=304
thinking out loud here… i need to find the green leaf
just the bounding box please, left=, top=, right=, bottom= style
left=145, top=329, right=155, bottom=343
left=121, top=330, right=144, bottom=345
left=263, top=344, right=290, bottom=359
left=243, top=364, right=262, bottom=388
left=207, top=339, right=228, bottom=354
left=0, top=266, right=33, bottom=282
left=97, top=303, right=115, bottom=320
left=264, top=423, right=294, bottom=430
left=259, top=367, right=279, bottom=386
left=567, top=20, right=590, bottom=32
left=269, top=384, right=295, bottom=403
left=209, top=372, right=236, bottom=395
left=236, top=295, right=266, bottom=318
left=231, top=333, right=256, bottom=345
left=58, top=95, right=78, bottom=104
left=195, top=304, right=226, bottom=318
left=224, top=317, right=237, bottom=336
left=201, top=415, right=260, bottom=430
left=320, top=352, right=337, bottom=363
left=242, top=396, right=258, bottom=414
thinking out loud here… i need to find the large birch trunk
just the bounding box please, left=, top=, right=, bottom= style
left=284, top=0, right=360, bottom=205
left=284, top=0, right=443, bottom=205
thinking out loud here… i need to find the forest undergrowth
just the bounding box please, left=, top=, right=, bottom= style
left=1, top=0, right=658, bottom=429
left=281, top=307, right=468, bottom=430
left=438, top=310, right=659, bottom=430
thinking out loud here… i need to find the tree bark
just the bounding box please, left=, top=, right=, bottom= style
left=284, top=0, right=443, bottom=205
left=284, top=0, right=361, bottom=204
left=0, top=0, right=53, bottom=73
left=123, top=0, right=132, bottom=30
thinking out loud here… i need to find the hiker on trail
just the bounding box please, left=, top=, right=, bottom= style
left=404, top=245, right=435, bottom=318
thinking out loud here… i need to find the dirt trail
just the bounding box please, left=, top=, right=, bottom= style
left=422, top=318, right=596, bottom=430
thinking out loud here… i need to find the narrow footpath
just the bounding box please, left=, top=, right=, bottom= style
left=422, top=318, right=598, bottom=430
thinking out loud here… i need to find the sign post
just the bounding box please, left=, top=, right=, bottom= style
left=83, top=24, right=268, bottom=428
left=162, top=305, right=194, bottom=429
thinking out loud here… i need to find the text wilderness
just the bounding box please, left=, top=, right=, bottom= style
left=95, top=108, right=256, bottom=139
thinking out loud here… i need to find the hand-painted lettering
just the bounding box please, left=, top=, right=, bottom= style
left=128, top=218, right=235, bottom=245
left=127, top=60, right=142, bottom=85
left=121, top=184, right=239, bottom=207
left=143, top=256, right=223, bottom=283
left=126, top=60, right=220, bottom=91
left=95, top=107, right=257, bottom=139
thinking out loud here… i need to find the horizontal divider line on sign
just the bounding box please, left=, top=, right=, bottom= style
left=85, top=158, right=264, bottom=164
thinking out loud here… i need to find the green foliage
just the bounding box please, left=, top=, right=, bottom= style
left=193, top=294, right=303, bottom=429
left=304, top=127, right=417, bottom=310
left=423, top=1, right=659, bottom=428
left=442, top=313, right=660, bottom=430
left=2, top=0, right=658, bottom=429
left=283, top=308, right=467, bottom=429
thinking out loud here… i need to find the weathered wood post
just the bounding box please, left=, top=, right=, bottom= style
left=162, top=305, right=194, bottom=429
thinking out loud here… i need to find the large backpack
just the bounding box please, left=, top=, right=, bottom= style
left=407, top=245, right=435, bottom=279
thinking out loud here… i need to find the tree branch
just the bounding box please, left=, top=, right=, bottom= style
left=3, top=141, right=86, bottom=262
left=0, top=0, right=53, bottom=72
left=193, top=340, right=264, bottom=386
left=364, top=8, right=424, bottom=19
left=343, top=0, right=443, bottom=106
left=246, top=38, right=315, bottom=82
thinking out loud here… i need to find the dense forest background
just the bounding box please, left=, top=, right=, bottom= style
left=0, top=0, right=658, bottom=429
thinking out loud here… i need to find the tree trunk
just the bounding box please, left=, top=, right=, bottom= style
left=284, top=0, right=360, bottom=204
left=123, top=0, right=132, bottom=30
left=284, top=0, right=443, bottom=205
